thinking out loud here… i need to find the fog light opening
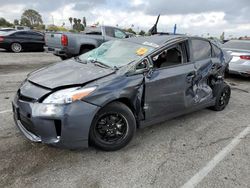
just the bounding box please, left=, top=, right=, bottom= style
left=54, top=120, right=62, bottom=137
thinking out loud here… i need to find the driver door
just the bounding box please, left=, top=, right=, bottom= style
left=144, top=41, right=196, bottom=120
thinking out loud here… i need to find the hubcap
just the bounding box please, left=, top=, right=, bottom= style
left=95, top=113, right=128, bottom=143
left=12, top=43, right=21, bottom=52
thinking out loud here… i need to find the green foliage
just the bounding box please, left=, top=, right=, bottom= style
left=20, top=17, right=31, bottom=27
left=21, top=9, right=43, bottom=27
left=124, top=28, right=136, bottom=35
left=139, top=30, right=146, bottom=36
left=72, top=17, right=85, bottom=32
left=0, top=17, right=13, bottom=27
left=14, top=19, right=19, bottom=26
left=35, top=24, right=46, bottom=30
left=47, top=25, right=68, bottom=32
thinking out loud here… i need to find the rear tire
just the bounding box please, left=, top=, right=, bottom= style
left=89, top=102, right=136, bottom=151
left=11, top=43, right=22, bottom=53
left=210, top=82, right=231, bottom=111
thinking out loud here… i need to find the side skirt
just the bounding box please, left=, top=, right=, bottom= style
left=138, top=99, right=216, bottom=128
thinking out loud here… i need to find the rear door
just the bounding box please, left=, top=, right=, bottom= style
left=144, top=40, right=196, bottom=120
left=12, top=31, right=30, bottom=48
left=189, top=38, right=214, bottom=104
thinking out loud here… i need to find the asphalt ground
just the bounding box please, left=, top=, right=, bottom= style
left=0, top=50, right=249, bottom=188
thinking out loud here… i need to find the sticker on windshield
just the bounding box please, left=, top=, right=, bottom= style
left=136, top=47, right=148, bottom=56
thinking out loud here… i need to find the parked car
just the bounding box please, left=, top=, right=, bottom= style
left=223, top=40, right=250, bottom=77
left=13, top=35, right=231, bottom=151
left=0, top=30, right=45, bottom=52
left=44, top=26, right=129, bottom=60
left=0, top=28, right=16, bottom=32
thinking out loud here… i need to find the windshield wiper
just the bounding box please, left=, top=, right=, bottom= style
left=74, top=56, right=87, bottom=64
left=91, top=60, right=112, bottom=69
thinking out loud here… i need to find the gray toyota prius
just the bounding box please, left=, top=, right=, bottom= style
left=12, top=35, right=231, bottom=151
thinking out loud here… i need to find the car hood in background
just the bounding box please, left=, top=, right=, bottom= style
left=28, top=59, right=115, bottom=89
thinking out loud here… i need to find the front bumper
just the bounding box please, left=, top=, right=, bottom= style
left=12, top=94, right=100, bottom=149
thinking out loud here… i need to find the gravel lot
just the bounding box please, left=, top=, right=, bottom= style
left=0, top=51, right=249, bottom=188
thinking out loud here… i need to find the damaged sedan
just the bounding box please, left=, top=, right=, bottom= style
left=12, top=35, right=231, bottom=151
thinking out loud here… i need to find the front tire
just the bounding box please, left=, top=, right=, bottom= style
left=210, top=82, right=231, bottom=111
left=11, top=42, right=22, bottom=53
left=89, top=102, right=136, bottom=151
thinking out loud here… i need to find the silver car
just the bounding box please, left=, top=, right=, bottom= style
left=223, top=40, right=250, bottom=77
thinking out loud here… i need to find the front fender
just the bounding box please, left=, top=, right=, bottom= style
left=83, top=75, right=145, bottom=118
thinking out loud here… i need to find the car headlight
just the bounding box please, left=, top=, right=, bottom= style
left=43, top=87, right=96, bottom=104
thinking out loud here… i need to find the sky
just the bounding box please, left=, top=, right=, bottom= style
left=0, top=0, right=249, bottom=38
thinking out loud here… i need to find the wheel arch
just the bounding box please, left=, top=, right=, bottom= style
left=79, top=44, right=96, bottom=54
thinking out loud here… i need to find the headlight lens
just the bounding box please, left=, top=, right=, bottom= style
left=43, top=87, right=96, bottom=104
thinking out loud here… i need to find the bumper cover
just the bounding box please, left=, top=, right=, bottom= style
left=44, top=46, right=70, bottom=58
left=13, top=95, right=100, bottom=149
left=229, top=62, right=250, bottom=77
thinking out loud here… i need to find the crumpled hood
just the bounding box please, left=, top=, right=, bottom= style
left=28, top=59, right=115, bottom=89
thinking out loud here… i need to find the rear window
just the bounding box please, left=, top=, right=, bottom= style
left=191, top=39, right=212, bottom=61
left=223, top=41, right=250, bottom=51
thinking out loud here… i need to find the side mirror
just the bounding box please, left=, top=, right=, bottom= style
left=127, top=59, right=152, bottom=76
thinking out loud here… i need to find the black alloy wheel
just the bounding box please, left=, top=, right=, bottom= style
left=90, top=102, right=136, bottom=151
left=95, top=113, right=128, bottom=143
left=210, top=82, right=231, bottom=111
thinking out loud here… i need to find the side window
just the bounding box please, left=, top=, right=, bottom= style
left=191, top=39, right=212, bottom=61
left=152, top=42, right=186, bottom=69
left=29, top=32, right=44, bottom=39
left=105, top=27, right=115, bottom=37
left=14, top=32, right=27, bottom=37
left=212, top=44, right=222, bottom=57
left=114, top=29, right=126, bottom=39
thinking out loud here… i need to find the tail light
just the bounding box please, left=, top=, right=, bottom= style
left=61, top=34, right=68, bottom=46
left=0, top=36, right=4, bottom=42
left=240, top=55, right=250, bottom=60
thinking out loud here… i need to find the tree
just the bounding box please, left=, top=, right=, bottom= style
left=20, top=17, right=31, bottom=27
left=73, top=18, right=78, bottom=25
left=69, top=17, right=73, bottom=28
left=125, top=28, right=136, bottom=35
left=0, top=17, right=13, bottom=27
left=14, top=19, right=19, bottom=25
left=72, top=18, right=84, bottom=32
left=139, top=30, right=146, bottom=36
left=21, top=9, right=43, bottom=27
left=77, top=19, right=81, bottom=24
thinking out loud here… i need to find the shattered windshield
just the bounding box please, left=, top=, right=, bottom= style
left=79, top=40, right=154, bottom=68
